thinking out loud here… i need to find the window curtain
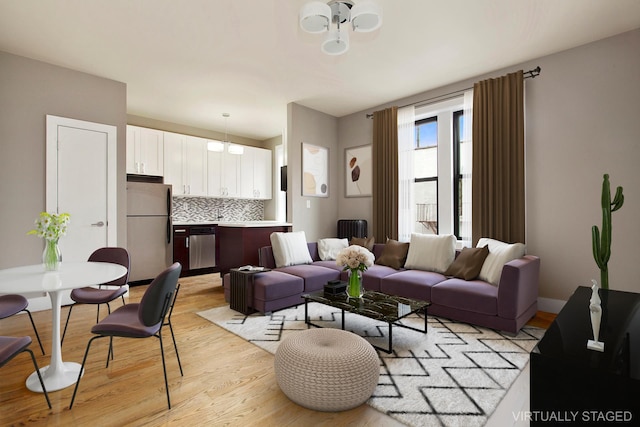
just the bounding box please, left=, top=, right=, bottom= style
left=372, top=106, right=399, bottom=242
left=471, top=70, right=525, bottom=245
left=397, top=105, right=415, bottom=242
left=460, top=89, right=473, bottom=247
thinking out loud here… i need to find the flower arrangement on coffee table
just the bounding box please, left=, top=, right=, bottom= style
left=336, top=245, right=374, bottom=299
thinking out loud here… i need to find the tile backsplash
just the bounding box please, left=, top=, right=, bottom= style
left=172, top=197, right=264, bottom=223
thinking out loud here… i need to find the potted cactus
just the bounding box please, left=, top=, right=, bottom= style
left=591, top=174, right=624, bottom=290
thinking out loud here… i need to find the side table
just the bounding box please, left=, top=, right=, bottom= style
left=530, top=286, right=640, bottom=424
left=229, top=268, right=270, bottom=315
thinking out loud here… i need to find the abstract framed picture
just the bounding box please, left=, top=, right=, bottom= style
left=302, top=143, right=329, bottom=197
left=345, top=144, right=372, bottom=197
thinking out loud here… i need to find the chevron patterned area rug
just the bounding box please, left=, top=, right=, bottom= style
left=198, top=302, right=543, bottom=427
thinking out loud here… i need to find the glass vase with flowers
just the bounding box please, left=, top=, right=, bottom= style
left=336, top=245, right=374, bottom=299
left=28, top=212, right=70, bottom=271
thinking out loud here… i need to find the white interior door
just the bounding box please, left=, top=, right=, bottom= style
left=46, top=115, right=117, bottom=263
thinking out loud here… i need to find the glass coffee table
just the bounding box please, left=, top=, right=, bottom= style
left=301, top=289, right=431, bottom=353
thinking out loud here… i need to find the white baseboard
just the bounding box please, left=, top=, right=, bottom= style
left=537, top=297, right=566, bottom=314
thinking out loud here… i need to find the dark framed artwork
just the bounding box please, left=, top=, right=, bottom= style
left=302, top=143, right=329, bottom=197
left=345, top=144, right=372, bottom=197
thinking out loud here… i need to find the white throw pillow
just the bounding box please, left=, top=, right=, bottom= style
left=318, top=238, right=349, bottom=261
left=270, top=231, right=313, bottom=268
left=476, top=238, right=526, bottom=286
left=404, top=233, right=456, bottom=273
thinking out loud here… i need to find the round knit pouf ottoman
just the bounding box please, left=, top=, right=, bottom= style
left=274, top=328, right=379, bottom=411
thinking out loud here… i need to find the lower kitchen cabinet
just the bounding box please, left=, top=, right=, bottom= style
left=217, top=225, right=291, bottom=275
left=173, top=225, right=218, bottom=277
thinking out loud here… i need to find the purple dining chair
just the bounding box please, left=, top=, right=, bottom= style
left=0, top=294, right=45, bottom=355
left=61, top=247, right=130, bottom=344
left=69, top=262, right=183, bottom=410
left=0, top=335, right=51, bottom=408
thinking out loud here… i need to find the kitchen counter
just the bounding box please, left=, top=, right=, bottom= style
left=173, top=220, right=291, bottom=227
left=217, top=221, right=292, bottom=228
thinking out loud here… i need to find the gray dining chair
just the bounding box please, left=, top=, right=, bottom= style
left=0, top=335, right=51, bottom=409
left=69, top=262, right=183, bottom=410
left=0, top=294, right=45, bottom=355
left=61, top=247, right=130, bottom=344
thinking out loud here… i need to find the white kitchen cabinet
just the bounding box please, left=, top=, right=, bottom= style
left=240, top=146, right=272, bottom=199
left=126, top=125, right=164, bottom=176
left=207, top=143, right=241, bottom=198
left=163, top=132, right=208, bottom=196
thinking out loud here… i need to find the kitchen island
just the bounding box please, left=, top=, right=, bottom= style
left=216, top=222, right=292, bottom=275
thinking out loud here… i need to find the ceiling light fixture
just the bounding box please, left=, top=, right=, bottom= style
left=207, top=112, right=230, bottom=152
left=299, top=0, right=382, bottom=55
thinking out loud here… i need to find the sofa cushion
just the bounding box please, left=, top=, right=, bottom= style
left=476, top=238, right=526, bottom=286
left=350, top=236, right=375, bottom=252
left=270, top=231, right=313, bottom=268
left=318, top=238, right=349, bottom=261
left=431, top=278, right=498, bottom=316
left=444, top=246, right=490, bottom=281
left=405, top=233, right=456, bottom=273
left=376, top=239, right=409, bottom=270
left=253, top=271, right=304, bottom=301
left=276, top=265, right=341, bottom=292
left=380, top=269, right=446, bottom=301
left=312, top=260, right=343, bottom=271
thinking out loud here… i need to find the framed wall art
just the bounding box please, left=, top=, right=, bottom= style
left=302, top=143, right=329, bottom=197
left=345, top=144, right=372, bottom=197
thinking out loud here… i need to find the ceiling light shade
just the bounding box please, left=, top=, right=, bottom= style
left=321, top=28, right=349, bottom=55
left=350, top=1, right=382, bottom=32
left=300, top=0, right=381, bottom=54
left=300, top=1, right=332, bottom=33
left=207, top=141, right=224, bottom=152
left=228, top=144, right=244, bottom=155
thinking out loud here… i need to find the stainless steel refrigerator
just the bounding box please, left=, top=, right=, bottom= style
left=126, top=181, right=173, bottom=283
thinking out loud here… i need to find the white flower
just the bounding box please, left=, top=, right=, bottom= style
left=336, top=245, right=374, bottom=272
left=28, top=212, right=71, bottom=242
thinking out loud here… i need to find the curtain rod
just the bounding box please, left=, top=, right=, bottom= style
left=366, top=66, right=541, bottom=118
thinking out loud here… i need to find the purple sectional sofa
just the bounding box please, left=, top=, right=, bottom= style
left=223, top=242, right=540, bottom=334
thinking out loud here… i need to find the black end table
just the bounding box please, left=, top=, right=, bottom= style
left=229, top=268, right=270, bottom=315
left=530, top=286, right=640, bottom=424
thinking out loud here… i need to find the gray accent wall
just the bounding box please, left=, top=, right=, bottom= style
left=286, top=103, right=339, bottom=242
left=335, top=28, right=640, bottom=302
left=0, top=51, right=127, bottom=269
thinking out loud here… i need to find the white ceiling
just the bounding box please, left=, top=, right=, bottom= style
left=1, top=0, right=639, bottom=141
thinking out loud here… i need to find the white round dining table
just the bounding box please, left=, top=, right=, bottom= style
left=0, top=262, right=128, bottom=392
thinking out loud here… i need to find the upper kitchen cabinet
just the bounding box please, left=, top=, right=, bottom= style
left=126, top=125, right=164, bottom=176
left=240, top=146, right=272, bottom=199
left=164, top=132, right=208, bottom=196
left=207, top=143, right=241, bottom=198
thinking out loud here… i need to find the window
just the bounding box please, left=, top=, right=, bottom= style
left=414, top=117, right=438, bottom=234
left=411, top=96, right=470, bottom=241
left=453, top=110, right=469, bottom=241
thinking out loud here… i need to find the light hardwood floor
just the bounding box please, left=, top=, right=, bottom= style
left=1, top=274, right=553, bottom=426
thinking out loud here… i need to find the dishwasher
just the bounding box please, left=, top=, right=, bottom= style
left=188, top=226, right=216, bottom=270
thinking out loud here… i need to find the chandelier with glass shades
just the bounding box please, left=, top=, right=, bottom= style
left=299, top=0, right=382, bottom=55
